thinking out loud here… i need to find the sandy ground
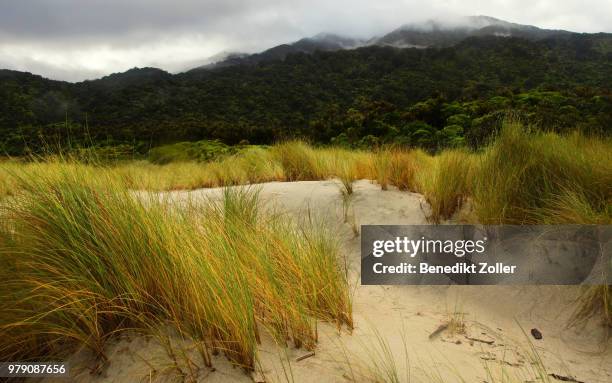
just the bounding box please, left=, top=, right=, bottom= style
left=44, top=180, right=612, bottom=383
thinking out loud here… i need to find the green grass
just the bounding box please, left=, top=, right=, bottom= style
left=0, top=164, right=352, bottom=372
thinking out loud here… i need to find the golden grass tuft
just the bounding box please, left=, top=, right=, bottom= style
left=1, top=123, right=610, bottom=329
left=417, top=149, right=475, bottom=223
left=0, top=163, right=352, bottom=371
left=271, top=141, right=319, bottom=181
left=472, top=122, right=611, bottom=224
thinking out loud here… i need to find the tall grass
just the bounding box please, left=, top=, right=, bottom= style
left=0, top=160, right=16, bottom=197
left=372, top=148, right=392, bottom=191
left=1, top=124, right=610, bottom=371
left=387, top=150, right=423, bottom=192
left=416, top=149, right=474, bottom=223
left=118, top=160, right=218, bottom=190
left=338, top=160, right=357, bottom=196
left=571, top=285, right=612, bottom=328
left=371, top=148, right=421, bottom=192
left=463, top=124, right=611, bottom=327
left=271, top=141, right=320, bottom=181
left=3, top=128, right=609, bottom=225
left=102, top=143, right=371, bottom=193
left=472, top=122, right=611, bottom=224
left=0, top=163, right=352, bottom=371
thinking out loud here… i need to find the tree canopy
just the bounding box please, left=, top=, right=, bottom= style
left=1, top=34, right=610, bottom=155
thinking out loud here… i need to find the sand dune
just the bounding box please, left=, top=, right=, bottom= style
left=55, top=180, right=611, bottom=382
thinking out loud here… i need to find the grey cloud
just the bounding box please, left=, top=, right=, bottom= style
left=0, top=0, right=610, bottom=81
left=0, top=56, right=105, bottom=82
left=1, top=1, right=241, bottom=39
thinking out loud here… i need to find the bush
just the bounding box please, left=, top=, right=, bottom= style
left=148, top=140, right=233, bottom=164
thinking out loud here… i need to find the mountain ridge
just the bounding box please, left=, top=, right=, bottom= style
left=191, top=15, right=577, bottom=71
left=1, top=32, right=610, bottom=154
left=0, top=15, right=602, bottom=83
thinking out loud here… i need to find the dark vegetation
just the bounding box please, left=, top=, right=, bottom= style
left=1, top=34, right=611, bottom=156
left=148, top=140, right=239, bottom=164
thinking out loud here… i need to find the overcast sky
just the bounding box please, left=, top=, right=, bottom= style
left=1, top=0, right=610, bottom=82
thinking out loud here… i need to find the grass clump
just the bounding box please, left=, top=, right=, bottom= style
left=0, top=163, right=352, bottom=372
left=227, top=146, right=285, bottom=183
left=338, top=160, right=357, bottom=196
left=373, top=148, right=392, bottom=190
left=468, top=124, right=611, bottom=325
left=472, top=122, right=611, bottom=224
left=388, top=149, right=422, bottom=192
left=371, top=148, right=425, bottom=192
left=271, top=141, right=319, bottom=181
left=418, top=149, right=474, bottom=223
left=570, top=285, right=611, bottom=328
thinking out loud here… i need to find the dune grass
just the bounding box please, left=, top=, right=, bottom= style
left=1, top=123, right=610, bottom=333
left=1, top=126, right=609, bottom=226
left=270, top=141, right=320, bottom=181
left=370, top=148, right=421, bottom=192
left=571, top=284, right=612, bottom=329
left=336, top=320, right=559, bottom=383
left=416, top=149, right=475, bottom=223
left=0, top=164, right=352, bottom=372
left=2, top=126, right=608, bottom=226
left=472, top=123, right=611, bottom=224
left=0, top=160, right=14, bottom=197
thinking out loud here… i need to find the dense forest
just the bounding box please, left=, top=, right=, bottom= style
left=1, top=33, right=611, bottom=155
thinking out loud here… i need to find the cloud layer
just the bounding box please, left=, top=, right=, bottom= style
left=1, top=0, right=610, bottom=81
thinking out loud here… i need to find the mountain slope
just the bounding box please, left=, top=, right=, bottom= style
left=373, top=16, right=571, bottom=48
left=193, top=16, right=573, bottom=70
left=1, top=32, right=611, bottom=154
left=86, top=67, right=172, bottom=90
left=192, top=33, right=365, bottom=70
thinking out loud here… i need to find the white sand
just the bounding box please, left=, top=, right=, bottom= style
left=48, top=180, right=612, bottom=382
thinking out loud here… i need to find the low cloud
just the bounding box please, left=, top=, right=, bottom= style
left=0, top=0, right=609, bottom=81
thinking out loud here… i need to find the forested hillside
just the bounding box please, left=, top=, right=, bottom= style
left=1, top=33, right=611, bottom=155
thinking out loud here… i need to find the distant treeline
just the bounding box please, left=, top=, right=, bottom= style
left=1, top=34, right=611, bottom=155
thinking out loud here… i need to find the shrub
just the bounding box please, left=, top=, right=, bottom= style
left=148, top=140, right=232, bottom=164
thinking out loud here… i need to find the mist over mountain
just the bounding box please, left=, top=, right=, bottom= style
left=372, top=15, right=571, bottom=48
left=193, top=33, right=366, bottom=70
left=194, top=16, right=575, bottom=70
left=0, top=16, right=595, bottom=79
